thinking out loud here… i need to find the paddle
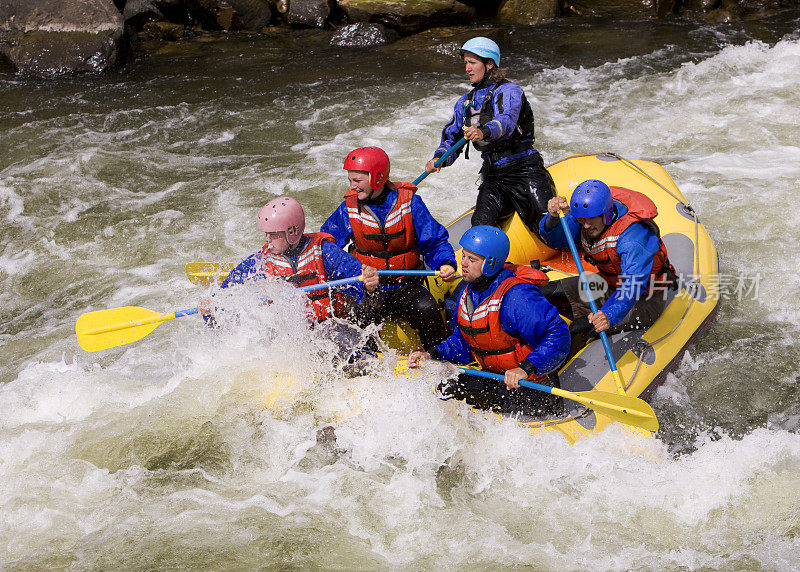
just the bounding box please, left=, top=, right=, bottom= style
left=459, top=366, right=658, bottom=432
left=184, top=264, right=448, bottom=286
left=558, top=211, right=628, bottom=395
left=75, top=275, right=367, bottom=353
left=183, top=262, right=235, bottom=286
left=412, top=136, right=468, bottom=186
left=76, top=306, right=198, bottom=353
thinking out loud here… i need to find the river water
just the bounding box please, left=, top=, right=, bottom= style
left=2, top=13, right=800, bottom=569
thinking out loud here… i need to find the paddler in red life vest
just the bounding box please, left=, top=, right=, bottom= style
left=321, top=146, right=458, bottom=351
left=538, top=179, right=677, bottom=343
left=198, top=196, right=379, bottom=322
left=408, top=226, right=570, bottom=415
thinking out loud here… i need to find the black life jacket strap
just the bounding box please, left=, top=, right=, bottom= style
left=362, top=229, right=405, bottom=243
left=285, top=272, right=317, bottom=285
left=459, top=324, right=489, bottom=337
left=469, top=345, right=515, bottom=357
left=355, top=245, right=416, bottom=260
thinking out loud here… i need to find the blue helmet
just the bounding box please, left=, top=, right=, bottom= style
left=571, top=180, right=614, bottom=225
left=460, top=37, right=500, bottom=67
left=459, top=225, right=510, bottom=277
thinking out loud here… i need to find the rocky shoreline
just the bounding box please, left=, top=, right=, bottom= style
left=0, top=0, right=795, bottom=76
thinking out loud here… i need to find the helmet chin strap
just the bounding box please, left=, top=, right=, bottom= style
left=471, top=272, right=493, bottom=292
left=364, top=184, right=386, bottom=203
left=283, top=234, right=306, bottom=257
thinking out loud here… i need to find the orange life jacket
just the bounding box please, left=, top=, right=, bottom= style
left=580, top=186, right=676, bottom=291
left=457, top=265, right=549, bottom=381
left=345, top=182, right=421, bottom=272
left=260, top=233, right=345, bottom=320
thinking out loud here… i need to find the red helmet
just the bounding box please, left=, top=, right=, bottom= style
left=343, top=146, right=390, bottom=191
left=257, top=196, right=305, bottom=245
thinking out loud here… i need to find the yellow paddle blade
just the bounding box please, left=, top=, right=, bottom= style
left=76, top=306, right=174, bottom=352
left=553, top=387, right=659, bottom=432
left=184, top=262, right=234, bottom=286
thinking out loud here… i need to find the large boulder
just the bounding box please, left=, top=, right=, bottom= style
left=228, top=0, right=273, bottom=29
left=0, top=0, right=125, bottom=75
left=336, top=0, right=476, bottom=34
left=123, top=0, right=164, bottom=28
left=286, top=0, right=331, bottom=27
left=183, top=0, right=243, bottom=29
left=330, top=21, right=394, bottom=46
left=562, top=0, right=676, bottom=19
left=497, top=0, right=558, bottom=24
left=182, top=0, right=273, bottom=30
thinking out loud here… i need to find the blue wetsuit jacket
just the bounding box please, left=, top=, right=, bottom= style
left=435, top=79, right=537, bottom=168
left=432, top=269, right=570, bottom=376
left=538, top=203, right=662, bottom=325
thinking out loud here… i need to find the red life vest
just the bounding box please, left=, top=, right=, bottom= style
left=260, top=232, right=344, bottom=320
left=345, top=182, right=421, bottom=272
left=580, top=186, right=676, bottom=291
left=457, top=265, right=550, bottom=381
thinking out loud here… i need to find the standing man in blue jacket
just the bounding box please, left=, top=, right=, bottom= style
left=424, top=36, right=555, bottom=236
left=408, top=226, right=570, bottom=415
left=322, top=146, right=458, bottom=350
left=538, top=180, right=677, bottom=342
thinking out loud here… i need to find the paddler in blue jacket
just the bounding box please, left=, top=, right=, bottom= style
left=424, top=37, right=555, bottom=236
left=199, top=196, right=379, bottom=322
left=538, top=179, right=677, bottom=343
left=322, top=146, right=458, bottom=350
left=408, top=226, right=570, bottom=415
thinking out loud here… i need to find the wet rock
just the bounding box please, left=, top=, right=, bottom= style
left=330, top=21, right=392, bottom=46
left=287, top=0, right=332, bottom=27
left=151, top=0, right=188, bottom=21
left=497, top=0, right=558, bottom=24
left=562, top=0, right=676, bottom=19
left=184, top=0, right=272, bottom=30
left=0, top=0, right=125, bottom=76
left=184, top=0, right=244, bottom=30
left=141, top=20, right=187, bottom=39
left=336, top=0, right=476, bottom=35
left=0, top=0, right=123, bottom=31
left=228, top=0, right=274, bottom=30
left=123, top=0, right=164, bottom=27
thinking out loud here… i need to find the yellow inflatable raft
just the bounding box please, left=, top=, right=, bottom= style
left=389, top=152, right=719, bottom=443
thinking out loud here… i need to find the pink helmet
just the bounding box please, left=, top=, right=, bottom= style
left=257, top=196, right=305, bottom=245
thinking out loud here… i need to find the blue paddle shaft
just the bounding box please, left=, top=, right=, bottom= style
left=557, top=214, right=620, bottom=373
left=459, top=367, right=553, bottom=394
left=300, top=275, right=363, bottom=293
left=377, top=270, right=437, bottom=276
left=175, top=308, right=198, bottom=318
left=300, top=270, right=437, bottom=293
left=412, top=137, right=468, bottom=186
